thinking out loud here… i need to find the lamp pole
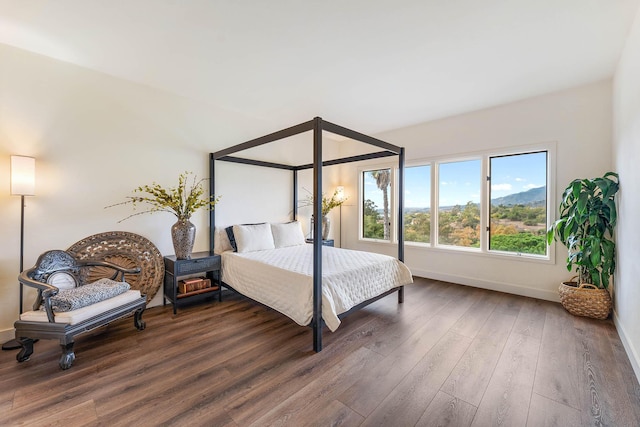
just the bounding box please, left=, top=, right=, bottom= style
left=2, top=196, right=27, bottom=351
left=2, top=156, right=35, bottom=351
left=339, top=203, right=342, bottom=248
left=18, top=194, right=25, bottom=314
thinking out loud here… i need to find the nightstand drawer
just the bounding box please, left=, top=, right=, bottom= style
left=176, top=256, right=221, bottom=274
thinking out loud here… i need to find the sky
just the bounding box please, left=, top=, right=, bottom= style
left=364, top=151, right=547, bottom=209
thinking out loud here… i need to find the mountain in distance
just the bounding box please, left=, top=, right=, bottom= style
left=491, top=185, right=546, bottom=206
left=403, top=186, right=546, bottom=213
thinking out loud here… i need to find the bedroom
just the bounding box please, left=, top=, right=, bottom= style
left=1, top=1, right=640, bottom=425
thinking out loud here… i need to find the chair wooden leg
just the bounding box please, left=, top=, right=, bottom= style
left=16, top=338, right=34, bottom=363
left=134, top=307, right=146, bottom=330
left=59, top=342, right=75, bottom=370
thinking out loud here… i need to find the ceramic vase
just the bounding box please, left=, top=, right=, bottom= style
left=322, top=216, right=330, bottom=240
left=171, top=218, right=196, bottom=259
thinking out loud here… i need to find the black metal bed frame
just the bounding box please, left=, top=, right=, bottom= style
left=209, top=117, right=405, bottom=352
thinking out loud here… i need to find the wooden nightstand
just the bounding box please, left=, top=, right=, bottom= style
left=305, top=239, right=335, bottom=247
left=163, top=252, right=221, bottom=314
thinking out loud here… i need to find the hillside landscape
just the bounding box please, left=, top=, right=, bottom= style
left=367, top=186, right=548, bottom=255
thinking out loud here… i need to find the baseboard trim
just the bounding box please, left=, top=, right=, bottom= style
left=410, top=268, right=560, bottom=302
left=0, top=328, right=15, bottom=346
left=613, top=309, right=640, bottom=384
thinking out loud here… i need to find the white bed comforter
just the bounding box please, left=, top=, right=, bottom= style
left=221, top=245, right=413, bottom=331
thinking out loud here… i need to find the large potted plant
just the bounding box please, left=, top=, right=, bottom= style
left=547, top=172, right=619, bottom=319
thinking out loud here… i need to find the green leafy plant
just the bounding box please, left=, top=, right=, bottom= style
left=300, top=188, right=347, bottom=216
left=547, top=172, right=619, bottom=288
left=108, top=171, right=220, bottom=222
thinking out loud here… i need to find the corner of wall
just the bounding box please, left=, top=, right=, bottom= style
left=613, top=309, right=640, bottom=381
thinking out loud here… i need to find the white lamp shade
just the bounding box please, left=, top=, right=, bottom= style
left=11, top=155, right=36, bottom=196
left=335, top=186, right=345, bottom=201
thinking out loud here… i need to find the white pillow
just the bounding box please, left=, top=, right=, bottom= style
left=271, top=221, right=306, bottom=248
left=213, top=226, right=233, bottom=254
left=233, top=223, right=275, bottom=253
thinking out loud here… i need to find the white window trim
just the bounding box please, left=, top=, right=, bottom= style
left=401, top=162, right=432, bottom=245
left=358, top=164, right=395, bottom=243
left=486, top=147, right=554, bottom=261
left=433, top=155, right=483, bottom=251
left=358, top=142, right=557, bottom=265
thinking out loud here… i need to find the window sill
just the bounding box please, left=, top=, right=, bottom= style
left=358, top=239, right=554, bottom=265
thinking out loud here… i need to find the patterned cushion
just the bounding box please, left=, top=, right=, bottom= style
left=46, top=278, right=131, bottom=312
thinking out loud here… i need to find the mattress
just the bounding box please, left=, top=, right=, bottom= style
left=221, top=245, right=413, bottom=331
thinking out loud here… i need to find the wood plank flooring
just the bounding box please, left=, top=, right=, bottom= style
left=2, top=277, right=639, bottom=426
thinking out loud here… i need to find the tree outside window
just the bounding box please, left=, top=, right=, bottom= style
left=404, top=165, right=430, bottom=243
left=362, top=168, right=391, bottom=240
left=437, top=159, right=481, bottom=248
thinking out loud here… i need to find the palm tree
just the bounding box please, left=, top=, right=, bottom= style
left=371, top=170, right=391, bottom=239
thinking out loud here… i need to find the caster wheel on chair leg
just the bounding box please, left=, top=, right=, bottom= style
left=59, top=342, right=75, bottom=370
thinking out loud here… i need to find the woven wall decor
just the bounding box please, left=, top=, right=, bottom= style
left=67, top=231, right=164, bottom=303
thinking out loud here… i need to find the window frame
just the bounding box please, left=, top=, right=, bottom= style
left=402, top=163, right=432, bottom=246
left=434, top=155, right=484, bottom=251
left=358, top=142, right=556, bottom=264
left=487, top=150, right=550, bottom=258
left=359, top=165, right=395, bottom=243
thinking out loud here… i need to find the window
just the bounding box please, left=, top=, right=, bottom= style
left=358, top=146, right=552, bottom=261
left=362, top=168, right=392, bottom=240
left=437, top=159, right=481, bottom=248
left=404, top=165, right=431, bottom=243
left=489, top=151, right=548, bottom=256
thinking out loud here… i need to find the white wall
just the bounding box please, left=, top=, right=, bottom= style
left=0, top=44, right=339, bottom=342
left=340, top=80, right=613, bottom=302
left=613, top=6, right=640, bottom=379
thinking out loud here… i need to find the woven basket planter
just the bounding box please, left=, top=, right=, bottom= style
left=558, top=277, right=612, bottom=320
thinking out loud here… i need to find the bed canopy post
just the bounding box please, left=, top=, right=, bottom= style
left=209, top=153, right=216, bottom=254
left=312, top=117, right=323, bottom=352
left=293, top=169, right=298, bottom=221
left=210, top=117, right=408, bottom=353
left=397, top=147, right=405, bottom=303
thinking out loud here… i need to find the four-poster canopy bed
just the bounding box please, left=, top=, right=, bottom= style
left=209, top=117, right=411, bottom=352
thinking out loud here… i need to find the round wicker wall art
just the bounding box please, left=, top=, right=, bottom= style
left=67, top=231, right=164, bottom=303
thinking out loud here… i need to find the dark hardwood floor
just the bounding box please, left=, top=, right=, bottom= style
left=2, top=277, right=639, bottom=426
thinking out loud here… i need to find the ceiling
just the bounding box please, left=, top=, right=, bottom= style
left=1, top=0, right=638, bottom=135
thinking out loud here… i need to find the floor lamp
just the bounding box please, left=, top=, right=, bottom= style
left=2, top=155, right=36, bottom=351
